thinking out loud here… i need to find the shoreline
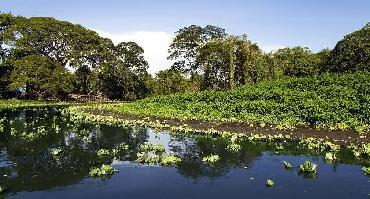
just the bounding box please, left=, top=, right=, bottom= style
left=75, top=107, right=369, bottom=146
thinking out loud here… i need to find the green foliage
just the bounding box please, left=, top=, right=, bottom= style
left=10, top=54, right=74, bottom=99
left=328, top=23, right=370, bottom=72
left=282, top=161, right=292, bottom=170
left=151, top=69, right=191, bottom=95
left=272, top=47, right=321, bottom=77
left=168, top=25, right=227, bottom=91
left=168, top=25, right=226, bottom=72
left=325, top=152, right=337, bottom=162
left=0, top=185, right=6, bottom=193
left=97, top=149, right=111, bottom=158
left=51, top=148, right=62, bottom=156
left=202, top=154, right=220, bottom=164
left=135, top=143, right=168, bottom=165
left=197, top=35, right=263, bottom=89
left=299, top=161, right=317, bottom=174
left=266, top=179, right=274, bottom=187
left=0, top=100, right=71, bottom=110
left=161, top=155, right=182, bottom=166
left=89, top=164, right=117, bottom=177
left=362, top=167, right=370, bottom=175
left=111, top=71, right=370, bottom=132
left=0, top=13, right=151, bottom=100
left=349, top=143, right=370, bottom=158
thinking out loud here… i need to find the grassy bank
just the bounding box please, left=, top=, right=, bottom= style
left=0, top=100, right=73, bottom=110
left=104, top=71, right=370, bottom=132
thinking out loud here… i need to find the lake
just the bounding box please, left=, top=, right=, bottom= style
left=0, top=107, right=369, bottom=199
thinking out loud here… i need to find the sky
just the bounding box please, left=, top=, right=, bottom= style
left=1, top=0, right=370, bottom=74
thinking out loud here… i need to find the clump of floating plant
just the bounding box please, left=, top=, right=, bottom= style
left=135, top=143, right=181, bottom=166
left=265, top=179, right=274, bottom=187
left=348, top=143, right=370, bottom=158
left=113, top=144, right=129, bottom=155
left=299, top=138, right=340, bottom=152
left=0, top=118, right=4, bottom=133
left=202, top=154, right=220, bottom=164
left=51, top=148, right=62, bottom=156
left=282, top=161, right=292, bottom=170
left=227, top=135, right=242, bottom=152
left=247, top=133, right=292, bottom=142
left=299, top=161, right=317, bottom=174
left=89, top=164, right=118, bottom=177
left=362, top=167, right=370, bottom=175
left=161, top=155, right=182, bottom=166
left=324, top=152, right=337, bottom=162
left=0, top=185, right=6, bottom=193
left=10, top=125, right=49, bottom=142
left=97, top=149, right=111, bottom=158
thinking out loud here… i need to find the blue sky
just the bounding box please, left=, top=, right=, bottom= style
left=1, top=0, right=370, bottom=73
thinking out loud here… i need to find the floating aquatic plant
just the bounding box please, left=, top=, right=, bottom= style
left=161, top=155, right=182, bottom=166
left=266, top=179, right=274, bottom=187
left=299, top=161, right=317, bottom=174
left=97, top=149, right=111, bottom=158
left=89, top=164, right=117, bottom=177
left=362, top=167, right=370, bottom=175
left=51, top=148, right=62, bottom=156
left=227, top=143, right=242, bottom=152
left=0, top=185, right=6, bottom=193
left=325, top=152, right=337, bottom=162
left=282, top=161, right=292, bottom=170
left=202, top=155, right=220, bottom=164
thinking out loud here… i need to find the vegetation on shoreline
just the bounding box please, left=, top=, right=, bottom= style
left=104, top=71, right=370, bottom=132
left=0, top=100, right=72, bottom=110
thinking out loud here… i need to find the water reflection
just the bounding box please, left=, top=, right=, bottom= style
left=0, top=108, right=369, bottom=199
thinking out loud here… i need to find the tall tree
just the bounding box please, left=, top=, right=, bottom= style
left=152, top=69, right=190, bottom=95
left=168, top=25, right=227, bottom=90
left=196, top=35, right=263, bottom=90
left=10, top=54, right=73, bottom=99
left=272, top=47, right=321, bottom=77
left=328, top=23, right=370, bottom=72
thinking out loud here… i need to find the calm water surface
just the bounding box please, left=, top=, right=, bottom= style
left=0, top=107, right=369, bottom=199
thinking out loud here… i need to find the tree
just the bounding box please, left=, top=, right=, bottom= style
left=115, top=42, right=149, bottom=76
left=168, top=25, right=227, bottom=90
left=0, top=13, right=19, bottom=97
left=74, top=65, right=92, bottom=94
left=1, top=13, right=152, bottom=100
left=272, top=47, right=321, bottom=77
left=196, top=35, right=263, bottom=90
left=5, top=16, right=106, bottom=69
left=316, top=48, right=331, bottom=72
left=328, top=23, right=370, bottom=72
left=10, top=54, right=73, bottom=99
left=152, top=69, right=190, bottom=95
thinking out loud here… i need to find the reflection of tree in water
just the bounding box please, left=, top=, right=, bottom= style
left=167, top=134, right=264, bottom=180
left=0, top=108, right=149, bottom=193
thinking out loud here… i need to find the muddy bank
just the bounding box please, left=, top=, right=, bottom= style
left=85, top=108, right=369, bottom=146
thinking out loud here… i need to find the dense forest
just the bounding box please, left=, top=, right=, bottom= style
left=0, top=13, right=369, bottom=101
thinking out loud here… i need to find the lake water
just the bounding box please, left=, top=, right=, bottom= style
left=0, top=107, right=369, bottom=199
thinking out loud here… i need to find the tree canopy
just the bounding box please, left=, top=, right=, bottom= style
left=0, top=13, right=151, bottom=100
left=328, top=23, right=370, bottom=72
left=0, top=13, right=368, bottom=100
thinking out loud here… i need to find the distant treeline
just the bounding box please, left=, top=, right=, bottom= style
left=0, top=13, right=369, bottom=100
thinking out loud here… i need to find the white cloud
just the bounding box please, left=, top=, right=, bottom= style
left=260, top=44, right=286, bottom=53
left=96, top=30, right=174, bottom=75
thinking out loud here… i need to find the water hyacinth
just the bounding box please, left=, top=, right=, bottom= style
left=202, top=155, right=220, bottom=164
left=266, top=179, right=274, bottom=187
left=282, top=161, right=292, bottom=170
left=362, top=167, right=370, bottom=175
left=89, top=164, right=118, bottom=177
left=299, top=161, right=317, bottom=174
left=161, top=155, right=182, bottom=166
